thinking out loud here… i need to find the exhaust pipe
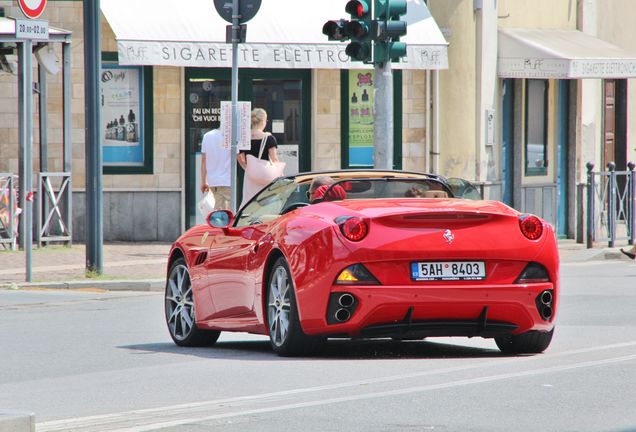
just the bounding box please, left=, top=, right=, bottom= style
left=335, top=308, right=351, bottom=322
left=540, top=290, right=552, bottom=305
left=338, top=293, right=355, bottom=308
left=540, top=306, right=552, bottom=320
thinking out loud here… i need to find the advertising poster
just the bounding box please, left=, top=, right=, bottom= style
left=348, top=69, right=374, bottom=166
left=101, top=65, right=144, bottom=166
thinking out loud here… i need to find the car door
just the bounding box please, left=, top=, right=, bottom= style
left=205, top=226, right=260, bottom=319
left=205, top=178, right=301, bottom=319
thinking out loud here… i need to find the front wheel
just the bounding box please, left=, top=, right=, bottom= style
left=495, top=328, right=554, bottom=354
left=267, top=257, right=324, bottom=356
left=165, top=257, right=220, bottom=347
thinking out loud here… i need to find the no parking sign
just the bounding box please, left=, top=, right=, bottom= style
left=18, top=0, right=47, bottom=19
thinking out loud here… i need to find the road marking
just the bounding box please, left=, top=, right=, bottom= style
left=121, top=353, right=636, bottom=432
left=37, top=341, right=636, bottom=432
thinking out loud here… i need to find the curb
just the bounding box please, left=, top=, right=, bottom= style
left=560, top=247, right=631, bottom=263
left=0, top=279, right=165, bottom=292
left=0, top=412, right=35, bottom=432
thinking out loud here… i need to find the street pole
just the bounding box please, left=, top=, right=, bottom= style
left=84, top=0, right=103, bottom=274
left=229, top=0, right=240, bottom=213
left=374, top=60, right=393, bottom=169
left=18, top=39, right=33, bottom=282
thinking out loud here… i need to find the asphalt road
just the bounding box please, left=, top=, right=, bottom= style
left=1, top=260, right=635, bottom=432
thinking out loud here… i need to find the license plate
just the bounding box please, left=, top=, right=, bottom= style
left=410, top=261, right=486, bottom=281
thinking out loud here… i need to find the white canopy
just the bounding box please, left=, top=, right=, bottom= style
left=498, top=28, right=636, bottom=79
left=100, top=0, right=448, bottom=70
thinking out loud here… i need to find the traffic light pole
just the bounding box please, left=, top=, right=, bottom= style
left=230, top=0, right=240, bottom=212
left=374, top=61, right=393, bottom=169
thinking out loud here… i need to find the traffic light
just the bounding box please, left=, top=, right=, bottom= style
left=344, top=0, right=373, bottom=62
left=373, top=0, right=408, bottom=64
left=322, top=19, right=349, bottom=41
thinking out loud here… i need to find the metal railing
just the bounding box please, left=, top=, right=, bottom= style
left=586, top=162, right=635, bottom=248
left=0, top=173, right=18, bottom=250
left=36, top=172, right=72, bottom=246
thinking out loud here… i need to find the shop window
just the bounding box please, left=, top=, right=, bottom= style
left=524, top=79, right=548, bottom=176
left=340, top=69, right=402, bottom=169
left=101, top=52, right=153, bottom=174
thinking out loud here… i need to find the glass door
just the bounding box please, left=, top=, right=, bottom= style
left=242, top=69, right=311, bottom=176
left=185, top=68, right=311, bottom=229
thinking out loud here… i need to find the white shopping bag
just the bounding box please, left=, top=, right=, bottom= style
left=197, top=190, right=216, bottom=220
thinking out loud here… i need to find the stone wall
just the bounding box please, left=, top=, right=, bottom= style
left=313, top=69, right=428, bottom=172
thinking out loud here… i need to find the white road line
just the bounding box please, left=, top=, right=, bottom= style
left=118, top=354, right=636, bottom=432
left=36, top=341, right=636, bottom=432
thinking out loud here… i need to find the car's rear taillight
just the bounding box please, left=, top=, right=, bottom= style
left=335, top=216, right=368, bottom=241
left=519, top=213, right=543, bottom=240
left=515, top=262, right=550, bottom=283
left=335, top=264, right=379, bottom=285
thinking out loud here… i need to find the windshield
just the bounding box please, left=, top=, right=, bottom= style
left=235, top=178, right=310, bottom=227
left=233, top=176, right=455, bottom=227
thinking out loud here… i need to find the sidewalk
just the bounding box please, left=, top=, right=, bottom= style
left=0, top=242, right=171, bottom=291
left=0, top=240, right=633, bottom=291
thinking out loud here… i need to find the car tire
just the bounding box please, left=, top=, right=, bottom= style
left=165, top=257, right=220, bottom=347
left=267, top=256, right=324, bottom=357
left=495, top=328, right=554, bottom=354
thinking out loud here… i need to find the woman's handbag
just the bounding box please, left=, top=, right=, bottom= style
left=245, top=134, right=286, bottom=186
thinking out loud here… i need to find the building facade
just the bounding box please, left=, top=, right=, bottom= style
left=1, top=0, right=635, bottom=243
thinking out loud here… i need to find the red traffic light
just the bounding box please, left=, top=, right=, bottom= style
left=345, top=0, right=369, bottom=18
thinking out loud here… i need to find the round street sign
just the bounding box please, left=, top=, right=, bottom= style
left=214, top=0, right=262, bottom=24
left=18, top=0, right=47, bottom=19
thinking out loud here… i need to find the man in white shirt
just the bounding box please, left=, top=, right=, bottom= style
left=200, top=129, right=231, bottom=210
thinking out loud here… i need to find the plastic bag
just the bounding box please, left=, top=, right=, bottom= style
left=197, top=190, right=216, bottom=219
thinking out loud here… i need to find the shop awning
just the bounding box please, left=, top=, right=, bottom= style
left=498, top=28, right=636, bottom=79
left=100, top=0, right=448, bottom=70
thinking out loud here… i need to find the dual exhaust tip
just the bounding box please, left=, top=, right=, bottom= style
left=335, top=293, right=355, bottom=322
left=537, top=290, right=553, bottom=321
left=328, top=293, right=357, bottom=324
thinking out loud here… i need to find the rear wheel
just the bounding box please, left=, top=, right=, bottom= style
left=495, top=328, right=554, bottom=354
left=165, top=257, right=220, bottom=347
left=267, top=257, right=324, bottom=356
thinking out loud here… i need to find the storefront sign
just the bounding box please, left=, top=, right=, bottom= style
left=101, top=65, right=145, bottom=166
left=499, top=57, right=636, bottom=79
left=348, top=70, right=374, bottom=167
left=116, top=41, right=448, bottom=70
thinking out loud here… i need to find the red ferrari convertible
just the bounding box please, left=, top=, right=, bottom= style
left=165, top=170, right=558, bottom=356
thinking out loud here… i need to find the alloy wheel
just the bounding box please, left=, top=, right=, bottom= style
left=268, top=265, right=291, bottom=347
left=165, top=263, right=195, bottom=341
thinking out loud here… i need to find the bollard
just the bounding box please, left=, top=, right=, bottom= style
left=629, top=161, right=635, bottom=246
left=586, top=162, right=595, bottom=249
left=607, top=162, right=616, bottom=248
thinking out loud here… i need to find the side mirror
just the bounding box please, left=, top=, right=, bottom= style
left=208, top=209, right=234, bottom=228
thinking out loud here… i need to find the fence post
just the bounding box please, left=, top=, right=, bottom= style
left=607, top=162, right=616, bottom=248
left=629, top=161, right=635, bottom=246
left=586, top=162, right=595, bottom=249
